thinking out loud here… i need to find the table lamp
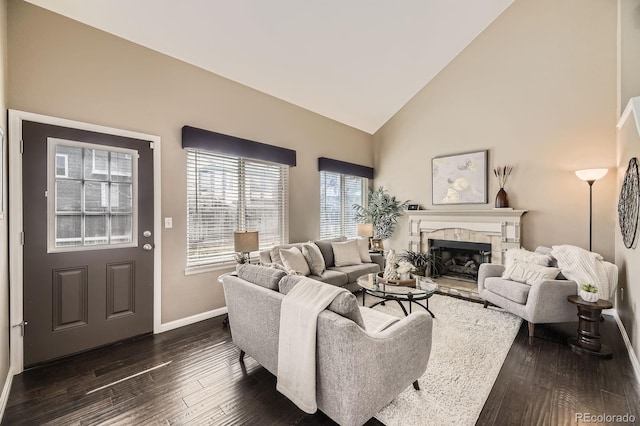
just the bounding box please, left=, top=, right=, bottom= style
left=234, top=230, right=259, bottom=264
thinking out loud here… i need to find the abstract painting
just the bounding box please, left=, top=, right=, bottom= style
left=432, top=150, right=487, bottom=205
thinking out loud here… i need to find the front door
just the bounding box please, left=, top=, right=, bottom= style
left=22, top=121, right=154, bottom=367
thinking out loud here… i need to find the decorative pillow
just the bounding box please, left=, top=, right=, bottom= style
left=504, top=248, right=552, bottom=270
left=301, top=243, right=326, bottom=276
left=356, top=237, right=372, bottom=263
left=278, top=275, right=365, bottom=328
left=503, top=261, right=561, bottom=285
left=279, top=247, right=311, bottom=276
left=236, top=264, right=287, bottom=291
left=314, top=237, right=345, bottom=268
left=332, top=240, right=363, bottom=267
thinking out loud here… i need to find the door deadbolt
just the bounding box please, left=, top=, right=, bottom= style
left=143, top=230, right=152, bottom=237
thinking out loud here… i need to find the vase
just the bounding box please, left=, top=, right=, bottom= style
left=495, top=188, right=509, bottom=208
left=579, top=290, right=599, bottom=303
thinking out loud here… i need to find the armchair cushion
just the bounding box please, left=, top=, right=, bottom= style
left=484, top=277, right=531, bottom=305
left=503, top=262, right=561, bottom=285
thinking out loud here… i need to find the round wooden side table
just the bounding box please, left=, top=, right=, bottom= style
left=567, top=295, right=613, bottom=359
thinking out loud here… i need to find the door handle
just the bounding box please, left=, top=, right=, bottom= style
left=142, top=244, right=154, bottom=251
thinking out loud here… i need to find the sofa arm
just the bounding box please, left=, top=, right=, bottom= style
left=370, top=252, right=385, bottom=270
left=526, top=279, right=578, bottom=324
left=477, top=263, right=505, bottom=292
left=316, top=311, right=432, bottom=426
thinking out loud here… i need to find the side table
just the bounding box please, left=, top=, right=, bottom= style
left=567, top=295, right=613, bottom=359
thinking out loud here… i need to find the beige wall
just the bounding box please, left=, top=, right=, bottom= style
left=373, top=0, right=618, bottom=262
left=620, top=0, right=640, bottom=112
left=0, top=0, right=9, bottom=407
left=7, top=1, right=373, bottom=323
left=615, top=0, right=640, bottom=367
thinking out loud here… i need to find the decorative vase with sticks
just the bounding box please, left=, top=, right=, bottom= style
left=493, top=165, right=512, bottom=208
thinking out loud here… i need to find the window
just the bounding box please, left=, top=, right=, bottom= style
left=186, top=150, right=288, bottom=267
left=320, top=171, right=366, bottom=239
left=48, top=138, right=137, bottom=251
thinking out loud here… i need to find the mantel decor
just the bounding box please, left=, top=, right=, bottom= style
left=432, top=150, right=487, bottom=205
left=493, top=165, right=512, bottom=208
left=618, top=157, right=639, bottom=249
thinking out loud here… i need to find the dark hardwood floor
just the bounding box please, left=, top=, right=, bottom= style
left=2, top=302, right=639, bottom=425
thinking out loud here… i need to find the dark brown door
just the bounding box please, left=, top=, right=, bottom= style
left=22, top=121, right=154, bottom=367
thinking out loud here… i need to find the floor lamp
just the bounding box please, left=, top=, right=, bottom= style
left=575, top=168, right=608, bottom=252
left=234, top=231, right=259, bottom=264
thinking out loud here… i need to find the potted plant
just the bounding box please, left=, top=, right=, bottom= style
left=353, top=186, right=407, bottom=240
left=579, top=284, right=599, bottom=303
left=398, top=249, right=442, bottom=277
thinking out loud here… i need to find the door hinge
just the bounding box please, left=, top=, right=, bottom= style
left=20, top=139, right=24, bottom=154
left=12, top=321, right=28, bottom=337
left=149, top=142, right=155, bottom=150
left=20, top=232, right=24, bottom=246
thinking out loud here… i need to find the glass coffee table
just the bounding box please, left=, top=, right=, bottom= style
left=357, top=273, right=437, bottom=318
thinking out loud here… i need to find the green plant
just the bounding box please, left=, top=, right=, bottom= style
left=234, top=252, right=249, bottom=264
left=580, top=284, right=598, bottom=293
left=399, top=249, right=442, bottom=277
left=353, top=186, right=407, bottom=240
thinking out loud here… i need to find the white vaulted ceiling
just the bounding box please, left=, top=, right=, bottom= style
left=24, top=0, right=515, bottom=134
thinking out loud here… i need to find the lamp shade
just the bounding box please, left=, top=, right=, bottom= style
left=357, top=223, right=374, bottom=238
left=234, top=231, right=259, bottom=253
left=575, top=168, right=608, bottom=182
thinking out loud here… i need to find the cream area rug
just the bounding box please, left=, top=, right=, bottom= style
left=371, top=294, right=522, bottom=426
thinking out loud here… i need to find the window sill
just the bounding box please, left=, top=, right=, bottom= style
left=184, top=262, right=236, bottom=276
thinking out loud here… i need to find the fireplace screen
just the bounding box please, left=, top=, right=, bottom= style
left=429, top=239, right=491, bottom=281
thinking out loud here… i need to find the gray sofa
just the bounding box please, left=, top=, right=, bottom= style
left=259, top=237, right=385, bottom=292
left=223, top=264, right=433, bottom=426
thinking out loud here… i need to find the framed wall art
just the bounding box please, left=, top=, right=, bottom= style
left=432, top=150, right=488, bottom=205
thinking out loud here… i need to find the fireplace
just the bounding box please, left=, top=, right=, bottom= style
left=430, top=239, right=491, bottom=281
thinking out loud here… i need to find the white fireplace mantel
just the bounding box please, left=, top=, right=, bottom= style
left=407, top=209, right=527, bottom=265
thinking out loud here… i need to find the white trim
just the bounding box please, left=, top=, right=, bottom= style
left=0, top=366, right=13, bottom=420
left=8, top=110, right=163, bottom=375
left=159, top=307, right=228, bottom=333
left=617, top=97, right=640, bottom=136
left=612, top=310, right=640, bottom=384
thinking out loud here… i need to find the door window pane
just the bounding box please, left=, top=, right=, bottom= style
left=56, top=215, right=82, bottom=247
left=84, top=148, right=109, bottom=180
left=111, top=183, right=132, bottom=213
left=111, top=215, right=133, bottom=243
left=84, top=182, right=109, bottom=213
left=55, top=180, right=82, bottom=213
left=49, top=139, right=138, bottom=251
left=85, top=215, right=108, bottom=245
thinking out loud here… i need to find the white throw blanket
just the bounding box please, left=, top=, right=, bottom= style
left=551, top=245, right=617, bottom=299
left=276, top=278, right=347, bottom=413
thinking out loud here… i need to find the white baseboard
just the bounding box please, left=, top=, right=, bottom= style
left=0, top=366, right=13, bottom=421
left=613, top=310, right=640, bottom=384
left=159, top=307, right=228, bottom=333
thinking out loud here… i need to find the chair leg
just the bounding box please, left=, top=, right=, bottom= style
left=412, top=380, right=420, bottom=390
left=483, top=300, right=489, bottom=308
left=239, top=350, right=246, bottom=363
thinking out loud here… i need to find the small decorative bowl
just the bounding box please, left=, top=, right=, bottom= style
left=579, top=289, right=599, bottom=303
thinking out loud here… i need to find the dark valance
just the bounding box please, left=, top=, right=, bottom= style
left=318, top=157, right=374, bottom=179
left=182, top=126, right=296, bottom=166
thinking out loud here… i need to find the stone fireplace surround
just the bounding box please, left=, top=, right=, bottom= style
left=407, top=209, right=527, bottom=267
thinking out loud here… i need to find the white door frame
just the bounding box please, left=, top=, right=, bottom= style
left=8, top=110, right=163, bottom=374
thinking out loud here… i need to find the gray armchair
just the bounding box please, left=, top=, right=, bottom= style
left=477, top=263, right=577, bottom=340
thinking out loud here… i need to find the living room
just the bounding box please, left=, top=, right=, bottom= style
left=0, top=0, right=639, bottom=424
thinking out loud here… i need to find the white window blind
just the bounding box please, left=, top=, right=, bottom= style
left=186, top=150, right=288, bottom=267
left=320, top=171, right=366, bottom=239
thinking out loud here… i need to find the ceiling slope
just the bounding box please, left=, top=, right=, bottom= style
left=24, top=0, right=515, bottom=134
